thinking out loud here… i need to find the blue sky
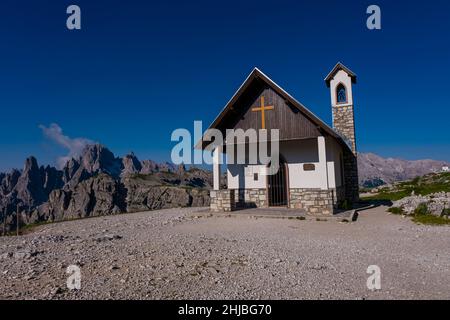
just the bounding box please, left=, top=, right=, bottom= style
left=0, top=0, right=449, bottom=171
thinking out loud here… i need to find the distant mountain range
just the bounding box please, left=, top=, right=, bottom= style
left=358, top=153, right=449, bottom=188
left=0, top=144, right=211, bottom=233
left=1, top=145, right=448, bottom=233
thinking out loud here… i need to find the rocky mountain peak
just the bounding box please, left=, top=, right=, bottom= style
left=358, top=152, right=450, bottom=187
left=122, top=153, right=142, bottom=176
left=140, top=160, right=159, bottom=174
left=23, top=156, right=39, bottom=173
left=0, top=169, right=21, bottom=196
left=80, top=144, right=120, bottom=175
left=158, top=161, right=177, bottom=173
left=0, top=144, right=213, bottom=233
left=59, top=144, right=122, bottom=187
left=40, top=165, right=63, bottom=196
left=62, top=158, right=80, bottom=183
left=13, top=157, right=47, bottom=207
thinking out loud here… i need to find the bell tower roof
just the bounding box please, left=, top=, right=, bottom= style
left=324, top=62, right=357, bottom=87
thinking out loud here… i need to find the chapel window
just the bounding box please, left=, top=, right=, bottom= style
left=336, top=84, right=347, bottom=104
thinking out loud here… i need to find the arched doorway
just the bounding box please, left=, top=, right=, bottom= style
left=268, top=156, right=288, bottom=207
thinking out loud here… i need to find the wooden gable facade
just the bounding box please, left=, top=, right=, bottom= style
left=228, top=84, right=322, bottom=140
left=200, top=68, right=350, bottom=152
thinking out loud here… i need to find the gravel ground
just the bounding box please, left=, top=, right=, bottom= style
left=0, top=206, right=449, bottom=300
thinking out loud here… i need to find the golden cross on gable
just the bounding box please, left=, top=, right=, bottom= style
left=251, top=96, right=274, bottom=129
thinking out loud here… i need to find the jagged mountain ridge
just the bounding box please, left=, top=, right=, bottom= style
left=0, top=144, right=211, bottom=233
left=58, top=144, right=198, bottom=188
left=358, top=153, right=450, bottom=188
left=2, top=145, right=448, bottom=232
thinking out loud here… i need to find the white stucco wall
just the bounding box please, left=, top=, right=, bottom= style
left=283, top=139, right=324, bottom=189
left=226, top=137, right=344, bottom=190
left=325, top=137, right=343, bottom=188
left=227, top=163, right=266, bottom=189
left=329, top=70, right=353, bottom=107
left=226, top=142, right=267, bottom=190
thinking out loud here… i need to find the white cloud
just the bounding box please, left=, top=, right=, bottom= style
left=39, top=123, right=94, bottom=168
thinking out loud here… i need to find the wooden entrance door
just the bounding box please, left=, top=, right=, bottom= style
left=268, top=158, right=288, bottom=207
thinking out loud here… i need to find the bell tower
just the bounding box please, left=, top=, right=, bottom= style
left=325, top=62, right=357, bottom=154
left=325, top=62, right=359, bottom=203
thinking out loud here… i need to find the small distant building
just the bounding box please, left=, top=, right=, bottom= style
left=442, top=166, right=449, bottom=172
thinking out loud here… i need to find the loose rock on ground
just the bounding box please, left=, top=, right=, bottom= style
left=0, top=206, right=449, bottom=300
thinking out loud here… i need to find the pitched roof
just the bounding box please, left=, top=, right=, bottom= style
left=324, top=62, right=357, bottom=87
left=197, top=67, right=351, bottom=151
